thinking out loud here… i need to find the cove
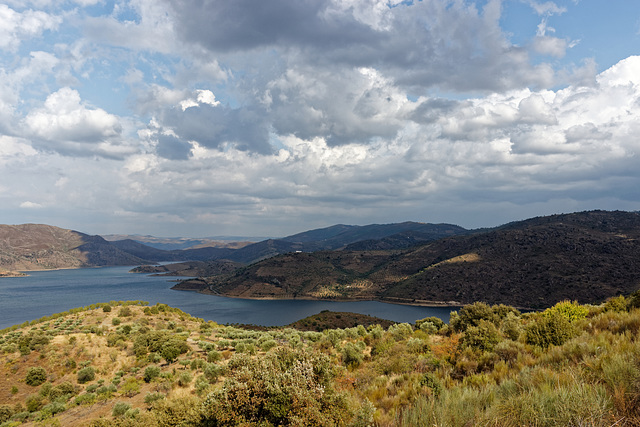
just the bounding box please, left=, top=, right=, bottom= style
left=0, top=266, right=455, bottom=329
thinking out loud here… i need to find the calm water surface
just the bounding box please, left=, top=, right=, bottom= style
left=0, top=266, right=454, bottom=329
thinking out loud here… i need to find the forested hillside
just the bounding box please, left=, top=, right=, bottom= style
left=193, top=210, right=640, bottom=308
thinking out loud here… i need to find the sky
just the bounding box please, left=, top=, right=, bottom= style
left=1, top=0, right=639, bottom=238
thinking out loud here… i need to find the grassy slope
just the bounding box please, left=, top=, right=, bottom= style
left=1, top=296, right=640, bottom=426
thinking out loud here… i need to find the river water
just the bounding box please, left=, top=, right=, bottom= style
left=0, top=266, right=454, bottom=329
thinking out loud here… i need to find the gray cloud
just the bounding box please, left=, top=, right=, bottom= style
left=160, top=103, right=272, bottom=154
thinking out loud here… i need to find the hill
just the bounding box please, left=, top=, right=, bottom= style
left=1, top=297, right=640, bottom=426
left=101, top=234, right=253, bottom=251
left=193, top=211, right=640, bottom=309
left=1, top=221, right=467, bottom=273
left=223, top=221, right=467, bottom=263
left=0, top=224, right=148, bottom=272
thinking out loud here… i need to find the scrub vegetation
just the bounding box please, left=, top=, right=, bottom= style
left=1, top=295, right=640, bottom=426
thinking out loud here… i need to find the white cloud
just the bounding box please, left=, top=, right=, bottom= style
left=1, top=0, right=640, bottom=236
left=0, top=5, right=62, bottom=51
left=23, top=87, right=137, bottom=158
left=20, top=201, right=43, bottom=208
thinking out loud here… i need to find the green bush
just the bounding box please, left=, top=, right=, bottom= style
left=0, top=405, right=14, bottom=423
left=207, top=350, right=222, bottom=363
left=176, top=371, right=193, bottom=387
left=416, top=316, right=445, bottom=331
left=77, top=366, right=96, bottom=384
left=74, top=393, right=96, bottom=406
left=112, top=401, right=131, bottom=418
left=102, top=304, right=111, bottom=313
left=25, top=394, right=44, bottom=412
left=604, top=295, right=627, bottom=313
left=120, top=377, right=141, bottom=397
left=144, top=366, right=161, bottom=383
left=545, top=300, right=589, bottom=322
left=341, top=342, right=364, bottom=368
left=525, top=312, right=575, bottom=348
left=389, top=323, right=414, bottom=341
left=144, top=392, right=165, bottom=405
left=25, top=367, right=47, bottom=386
left=453, top=302, right=497, bottom=332
left=200, top=348, right=361, bottom=426
left=49, top=381, right=75, bottom=400
left=461, top=320, right=500, bottom=352
left=203, top=363, right=224, bottom=382
left=627, top=289, right=640, bottom=311
left=260, top=339, right=278, bottom=352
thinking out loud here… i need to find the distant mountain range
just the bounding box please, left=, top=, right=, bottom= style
left=3, top=211, right=640, bottom=309
left=0, top=221, right=464, bottom=273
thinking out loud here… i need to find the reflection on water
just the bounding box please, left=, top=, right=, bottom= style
left=0, top=266, right=454, bottom=329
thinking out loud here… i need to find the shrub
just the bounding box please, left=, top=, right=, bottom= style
left=419, top=321, right=439, bottom=334
left=25, top=367, right=47, bottom=386
left=144, top=392, right=165, bottom=406
left=453, top=302, right=497, bottom=332
left=176, top=371, right=193, bottom=387
left=500, top=312, right=523, bottom=341
left=260, top=339, right=278, bottom=352
left=461, top=320, right=500, bottom=352
left=25, top=394, right=44, bottom=412
left=604, top=295, right=628, bottom=313
left=0, top=405, right=14, bottom=423
left=545, top=300, right=589, bottom=322
left=420, top=373, right=443, bottom=397
left=77, top=366, right=96, bottom=384
left=525, top=312, right=575, bottom=348
left=74, top=393, right=96, bottom=405
left=111, top=317, right=121, bottom=326
left=388, top=323, right=414, bottom=341
left=341, top=342, right=364, bottom=368
left=203, top=363, right=224, bottom=382
left=39, top=401, right=66, bottom=418
left=201, top=349, right=358, bottom=426
left=120, top=378, right=141, bottom=397
left=118, top=306, right=132, bottom=317
left=207, top=350, right=222, bottom=363
left=628, top=289, right=640, bottom=311
left=416, top=316, right=445, bottom=331
left=144, top=366, right=161, bottom=383
left=49, top=381, right=76, bottom=400
left=112, top=401, right=131, bottom=418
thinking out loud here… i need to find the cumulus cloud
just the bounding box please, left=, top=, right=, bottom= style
left=2, top=0, right=640, bottom=236
left=23, top=88, right=136, bottom=158
left=166, top=0, right=557, bottom=93
left=0, top=5, right=62, bottom=51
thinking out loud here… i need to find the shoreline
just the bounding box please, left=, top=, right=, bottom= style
left=193, top=288, right=537, bottom=311
left=196, top=289, right=464, bottom=308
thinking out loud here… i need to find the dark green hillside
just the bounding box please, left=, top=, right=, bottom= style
left=195, top=211, right=640, bottom=309
left=382, top=210, right=640, bottom=308
left=204, top=250, right=397, bottom=299
left=222, top=221, right=467, bottom=264
left=287, top=311, right=396, bottom=331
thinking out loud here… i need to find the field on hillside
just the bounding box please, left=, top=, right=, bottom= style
left=1, top=295, right=640, bottom=426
